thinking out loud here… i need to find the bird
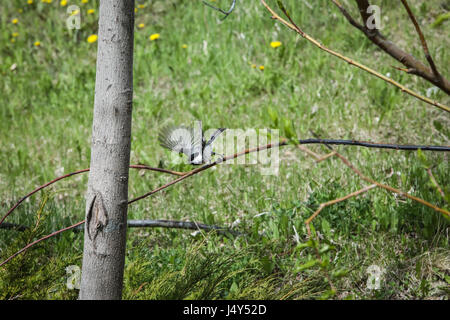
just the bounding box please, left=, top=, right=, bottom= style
left=158, top=121, right=226, bottom=165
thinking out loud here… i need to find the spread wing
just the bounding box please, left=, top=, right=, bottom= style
left=158, top=125, right=195, bottom=158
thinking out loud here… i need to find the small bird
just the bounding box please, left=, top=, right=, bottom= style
left=158, top=121, right=226, bottom=165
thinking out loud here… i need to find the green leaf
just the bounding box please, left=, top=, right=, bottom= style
left=433, top=120, right=443, bottom=132
left=332, top=269, right=349, bottom=278
left=431, top=12, right=450, bottom=28
left=319, top=244, right=335, bottom=254
left=319, top=289, right=336, bottom=300
left=296, top=259, right=318, bottom=272
left=267, top=107, right=279, bottom=127
left=321, top=219, right=331, bottom=237
left=309, top=223, right=317, bottom=238
left=229, top=281, right=239, bottom=294
left=417, top=149, right=430, bottom=168
left=261, top=256, right=275, bottom=274
left=283, top=118, right=298, bottom=144
left=445, top=275, right=450, bottom=285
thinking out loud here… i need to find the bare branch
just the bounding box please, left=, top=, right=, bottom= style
left=0, top=220, right=85, bottom=267
left=0, top=165, right=183, bottom=228
left=343, top=0, right=450, bottom=94
left=2, top=138, right=449, bottom=268
left=305, top=184, right=377, bottom=236
left=426, top=167, right=447, bottom=200
left=261, top=0, right=450, bottom=112
left=400, top=0, right=441, bottom=80
left=2, top=138, right=449, bottom=229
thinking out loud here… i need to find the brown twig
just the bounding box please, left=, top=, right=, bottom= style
left=0, top=218, right=241, bottom=267
left=333, top=0, right=450, bottom=94
left=0, top=220, right=85, bottom=267
left=334, top=152, right=449, bottom=216
left=0, top=165, right=183, bottom=228
left=2, top=139, right=449, bottom=268
left=399, top=0, right=441, bottom=81
left=305, top=184, right=377, bottom=236
left=426, top=167, right=446, bottom=200
left=128, top=141, right=285, bottom=204
left=261, top=0, right=450, bottom=112
left=298, top=148, right=449, bottom=236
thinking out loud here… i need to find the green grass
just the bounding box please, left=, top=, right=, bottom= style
left=0, top=0, right=449, bottom=299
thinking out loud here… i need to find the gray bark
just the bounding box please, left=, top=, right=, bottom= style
left=79, top=0, right=135, bottom=300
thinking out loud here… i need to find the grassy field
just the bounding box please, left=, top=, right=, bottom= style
left=0, top=0, right=449, bottom=300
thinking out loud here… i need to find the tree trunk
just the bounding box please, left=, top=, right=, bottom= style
left=79, top=0, right=135, bottom=300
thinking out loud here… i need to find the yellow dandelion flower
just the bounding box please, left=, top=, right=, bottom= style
left=87, top=34, right=98, bottom=43
left=27, top=0, right=33, bottom=4
left=12, top=32, right=19, bottom=37
left=259, top=65, right=265, bottom=70
left=81, top=0, right=88, bottom=3
left=87, top=9, right=95, bottom=14
left=60, top=0, right=67, bottom=6
left=11, top=38, right=16, bottom=43
left=270, top=41, right=282, bottom=48
left=71, top=9, right=79, bottom=16
left=138, top=23, right=145, bottom=29
left=138, top=4, right=145, bottom=9
left=149, top=33, right=160, bottom=41
left=182, top=44, right=188, bottom=49
left=34, top=41, right=41, bottom=47
left=12, top=18, right=19, bottom=24
left=135, top=8, right=138, bottom=13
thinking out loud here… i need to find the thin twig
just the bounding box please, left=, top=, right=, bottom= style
left=0, top=219, right=240, bottom=267
left=0, top=220, right=85, bottom=267
left=348, top=0, right=450, bottom=94
left=261, top=0, right=450, bottom=112
left=2, top=139, right=449, bottom=267
left=305, top=184, right=378, bottom=236
left=0, top=165, right=183, bottom=228
left=400, top=0, right=441, bottom=80
left=334, top=152, right=449, bottom=216
left=426, top=167, right=446, bottom=200
left=2, top=138, right=448, bottom=226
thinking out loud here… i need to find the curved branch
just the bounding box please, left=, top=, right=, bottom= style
left=0, top=220, right=85, bottom=267
left=2, top=139, right=449, bottom=226
left=2, top=139, right=449, bottom=268
left=0, top=165, right=184, bottom=227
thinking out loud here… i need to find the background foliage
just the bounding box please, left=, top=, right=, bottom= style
left=0, top=0, right=449, bottom=299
